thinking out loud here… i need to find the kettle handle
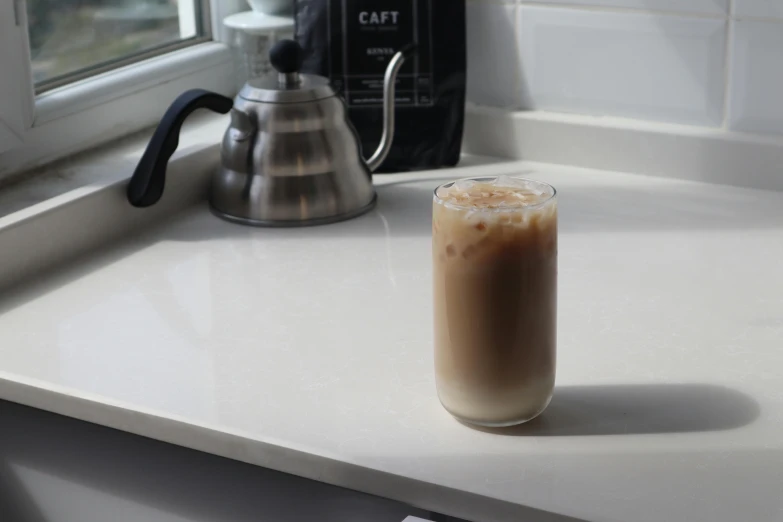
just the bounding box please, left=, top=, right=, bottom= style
left=127, top=89, right=233, bottom=208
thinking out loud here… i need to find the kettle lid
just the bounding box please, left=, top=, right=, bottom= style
left=238, top=40, right=335, bottom=104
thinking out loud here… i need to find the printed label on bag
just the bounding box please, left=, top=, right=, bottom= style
left=328, top=0, right=434, bottom=108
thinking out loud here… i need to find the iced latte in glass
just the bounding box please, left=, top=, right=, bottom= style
left=432, top=176, right=557, bottom=427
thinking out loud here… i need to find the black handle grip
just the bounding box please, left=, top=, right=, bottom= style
left=127, top=89, right=233, bottom=208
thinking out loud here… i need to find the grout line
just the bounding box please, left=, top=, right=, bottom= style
left=721, top=0, right=735, bottom=130
left=512, top=0, right=524, bottom=109
left=469, top=0, right=783, bottom=24
left=468, top=0, right=783, bottom=23
left=734, top=14, right=783, bottom=24
left=516, top=1, right=725, bottom=20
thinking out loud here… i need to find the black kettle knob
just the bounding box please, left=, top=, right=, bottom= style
left=270, top=39, right=304, bottom=74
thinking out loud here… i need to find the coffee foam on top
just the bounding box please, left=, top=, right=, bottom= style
left=436, top=176, right=553, bottom=211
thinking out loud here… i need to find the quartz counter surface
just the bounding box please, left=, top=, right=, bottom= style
left=1, top=160, right=781, bottom=522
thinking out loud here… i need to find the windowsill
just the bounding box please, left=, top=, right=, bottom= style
left=0, top=108, right=511, bottom=221
left=0, top=111, right=230, bottom=220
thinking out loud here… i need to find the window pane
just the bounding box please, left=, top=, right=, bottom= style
left=27, top=0, right=205, bottom=89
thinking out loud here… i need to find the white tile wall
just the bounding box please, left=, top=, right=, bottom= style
left=729, top=20, right=783, bottom=134
left=735, top=0, right=783, bottom=19
left=466, top=0, right=783, bottom=135
left=466, top=2, right=524, bottom=108
left=518, top=7, right=725, bottom=126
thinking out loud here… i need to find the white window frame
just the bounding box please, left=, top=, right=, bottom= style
left=0, top=0, right=248, bottom=179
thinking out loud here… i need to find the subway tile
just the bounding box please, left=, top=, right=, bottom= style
left=466, top=2, right=523, bottom=108
left=729, top=20, right=783, bottom=134
left=523, top=0, right=728, bottom=16
left=734, top=0, right=783, bottom=19
left=517, top=6, right=726, bottom=126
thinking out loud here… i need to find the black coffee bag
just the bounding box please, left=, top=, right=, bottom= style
left=295, top=0, right=466, bottom=172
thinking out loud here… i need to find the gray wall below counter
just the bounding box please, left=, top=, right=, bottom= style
left=0, top=400, right=431, bottom=522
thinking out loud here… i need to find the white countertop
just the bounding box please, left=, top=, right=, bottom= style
left=1, top=160, right=783, bottom=522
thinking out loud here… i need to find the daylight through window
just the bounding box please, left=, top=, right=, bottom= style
left=27, top=0, right=207, bottom=91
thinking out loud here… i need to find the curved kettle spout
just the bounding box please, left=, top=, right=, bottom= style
left=366, top=44, right=417, bottom=173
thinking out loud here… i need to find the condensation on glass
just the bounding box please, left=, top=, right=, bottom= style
left=27, top=0, right=209, bottom=92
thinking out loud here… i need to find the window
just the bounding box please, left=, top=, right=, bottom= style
left=0, top=0, right=246, bottom=178
left=28, top=0, right=209, bottom=91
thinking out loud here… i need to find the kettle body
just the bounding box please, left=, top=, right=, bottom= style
left=127, top=40, right=415, bottom=227
left=212, top=90, right=375, bottom=226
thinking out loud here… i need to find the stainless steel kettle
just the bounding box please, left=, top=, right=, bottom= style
left=127, top=39, right=415, bottom=227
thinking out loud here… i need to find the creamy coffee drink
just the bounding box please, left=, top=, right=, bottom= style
left=432, top=176, right=557, bottom=426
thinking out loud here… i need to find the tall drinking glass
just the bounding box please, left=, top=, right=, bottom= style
left=432, top=176, right=558, bottom=427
